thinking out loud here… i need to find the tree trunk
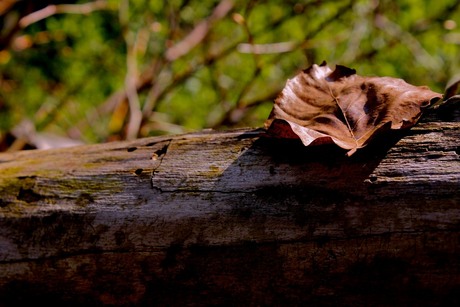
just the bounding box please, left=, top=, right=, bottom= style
left=0, top=121, right=459, bottom=306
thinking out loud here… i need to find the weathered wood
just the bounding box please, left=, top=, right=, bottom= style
left=0, top=121, right=459, bottom=305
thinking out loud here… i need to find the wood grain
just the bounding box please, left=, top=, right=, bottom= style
left=0, top=121, right=459, bottom=305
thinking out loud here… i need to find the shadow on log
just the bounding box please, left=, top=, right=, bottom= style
left=0, top=121, right=459, bottom=306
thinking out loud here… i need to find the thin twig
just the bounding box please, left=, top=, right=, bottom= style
left=237, top=42, right=296, bottom=54
left=124, top=45, right=143, bottom=140
left=19, top=0, right=111, bottom=28
left=121, top=0, right=142, bottom=140
left=165, top=0, right=234, bottom=61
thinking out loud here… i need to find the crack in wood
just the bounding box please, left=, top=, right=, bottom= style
left=150, top=139, right=172, bottom=191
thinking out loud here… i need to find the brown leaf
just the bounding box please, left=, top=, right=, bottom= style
left=265, top=62, right=442, bottom=156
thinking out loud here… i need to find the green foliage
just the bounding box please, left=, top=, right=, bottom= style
left=0, top=0, right=459, bottom=150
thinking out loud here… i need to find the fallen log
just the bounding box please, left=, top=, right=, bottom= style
left=0, top=121, right=459, bottom=305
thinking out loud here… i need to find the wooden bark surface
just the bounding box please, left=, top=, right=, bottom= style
left=0, top=121, right=459, bottom=305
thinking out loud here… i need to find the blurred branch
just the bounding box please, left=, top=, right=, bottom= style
left=19, top=0, right=110, bottom=28
left=165, top=0, right=234, bottom=61
left=142, top=44, right=237, bottom=119
left=375, top=14, right=442, bottom=71
left=124, top=46, right=142, bottom=141
left=341, top=1, right=376, bottom=63
left=230, top=6, right=261, bottom=110
left=120, top=0, right=142, bottom=140
left=142, top=0, right=234, bottom=118
left=211, top=88, right=279, bottom=128
left=237, top=42, right=296, bottom=54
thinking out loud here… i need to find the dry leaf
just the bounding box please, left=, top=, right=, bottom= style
left=265, top=62, right=442, bottom=156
